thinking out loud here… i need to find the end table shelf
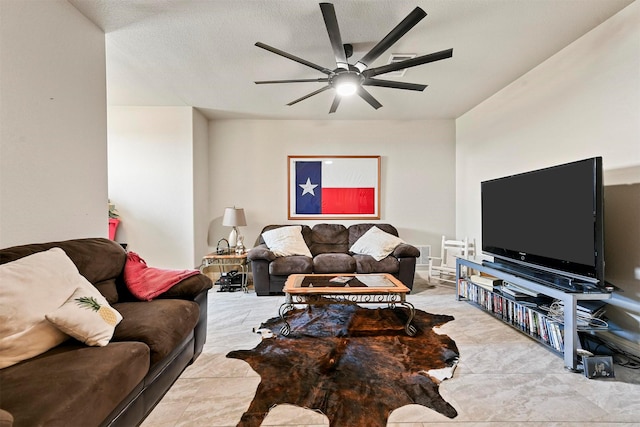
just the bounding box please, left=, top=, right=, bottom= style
left=456, top=258, right=611, bottom=371
left=201, top=252, right=250, bottom=292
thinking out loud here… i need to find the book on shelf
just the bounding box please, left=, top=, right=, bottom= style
left=554, top=299, right=607, bottom=318
left=499, top=286, right=533, bottom=300
left=576, top=300, right=608, bottom=316
left=469, top=274, right=502, bottom=290
left=554, top=299, right=608, bottom=329
left=501, top=282, right=540, bottom=297
left=458, top=278, right=564, bottom=351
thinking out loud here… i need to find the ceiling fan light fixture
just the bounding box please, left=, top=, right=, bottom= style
left=332, top=72, right=360, bottom=96
left=336, top=81, right=357, bottom=96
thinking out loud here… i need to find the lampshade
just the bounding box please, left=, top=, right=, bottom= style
left=222, top=207, right=247, bottom=227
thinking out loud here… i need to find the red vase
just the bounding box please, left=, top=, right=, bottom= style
left=108, top=218, right=120, bottom=240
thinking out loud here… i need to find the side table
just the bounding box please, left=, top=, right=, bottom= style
left=200, top=252, right=250, bottom=292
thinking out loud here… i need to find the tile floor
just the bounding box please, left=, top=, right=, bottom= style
left=142, top=273, right=640, bottom=426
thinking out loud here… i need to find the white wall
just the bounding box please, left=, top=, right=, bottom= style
left=108, top=106, right=207, bottom=268
left=207, top=119, right=456, bottom=252
left=0, top=0, right=107, bottom=247
left=456, top=0, right=639, bottom=244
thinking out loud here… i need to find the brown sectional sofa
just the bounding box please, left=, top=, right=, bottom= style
left=248, top=223, right=420, bottom=296
left=0, top=238, right=212, bottom=427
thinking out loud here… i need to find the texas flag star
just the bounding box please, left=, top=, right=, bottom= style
left=299, top=177, right=318, bottom=196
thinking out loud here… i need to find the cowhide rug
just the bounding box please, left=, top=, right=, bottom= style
left=227, top=302, right=459, bottom=427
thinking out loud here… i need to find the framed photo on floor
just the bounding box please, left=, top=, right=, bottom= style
left=288, top=155, right=381, bottom=220
left=583, top=355, right=614, bottom=378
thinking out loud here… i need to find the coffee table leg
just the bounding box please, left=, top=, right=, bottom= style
left=400, top=301, right=417, bottom=336
left=278, top=294, right=295, bottom=336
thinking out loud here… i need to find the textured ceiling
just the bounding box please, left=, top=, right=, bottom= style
left=69, top=0, right=635, bottom=120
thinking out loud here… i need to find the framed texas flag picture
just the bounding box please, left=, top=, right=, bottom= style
left=288, top=155, right=381, bottom=220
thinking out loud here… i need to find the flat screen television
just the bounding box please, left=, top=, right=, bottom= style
left=481, top=157, right=604, bottom=289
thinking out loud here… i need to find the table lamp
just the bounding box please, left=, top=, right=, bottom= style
left=222, top=207, right=246, bottom=248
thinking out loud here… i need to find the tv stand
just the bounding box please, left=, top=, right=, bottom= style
left=482, top=259, right=587, bottom=292
left=456, top=258, right=611, bottom=371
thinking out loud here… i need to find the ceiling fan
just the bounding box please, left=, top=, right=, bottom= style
left=255, top=2, right=453, bottom=114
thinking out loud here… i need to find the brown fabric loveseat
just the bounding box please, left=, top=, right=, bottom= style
left=0, top=238, right=212, bottom=427
left=248, top=223, right=420, bottom=296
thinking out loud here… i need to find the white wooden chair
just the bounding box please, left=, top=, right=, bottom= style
left=427, top=236, right=475, bottom=283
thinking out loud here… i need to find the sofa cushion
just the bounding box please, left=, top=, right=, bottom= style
left=93, top=278, right=120, bottom=305
left=0, top=341, right=149, bottom=427
left=262, top=225, right=312, bottom=257
left=269, top=255, right=313, bottom=276
left=313, top=253, right=357, bottom=274
left=353, top=254, right=401, bottom=274
left=0, top=238, right=126, bottom=304
left=112, top=299, right=200, bottom=366
left=45, top=287, right=123, bottom=346
left=0, top=248, right=94, bottom=369
left=309, top=224, right=350, bottom=256
left=349, top=226, right=405, bottom=261
left=348, top=223, right=399, bottom=246
left=259, top=225, right=313, bottom=246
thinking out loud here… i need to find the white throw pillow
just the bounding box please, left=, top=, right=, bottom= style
left=349, top=226, right=405, bottom=261
left=262, top=226, right=312, bottom=257
left=46, top=287, right=122, bottom=346
left=0, top=248, right=91, bottom=368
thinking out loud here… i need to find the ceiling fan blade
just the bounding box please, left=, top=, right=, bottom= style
left=255, top=78, right=329, bottom=84
left=356, top=86, right=382, bottom=110
left=355, top=7, right=427, bottom=72
left=329, top=95, right=341, bottom=114
left=320, top=3, right=348, bottom=70
left=287, top=85, right=332, bottom=106
left=363, top=48, right=453, bottom=78
left=363, top=78, right=427, bottom=91
left=255, top=42, right=332, bottom=75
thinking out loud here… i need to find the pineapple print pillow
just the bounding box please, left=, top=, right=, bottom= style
left=46, top=287, right=122, bottom=346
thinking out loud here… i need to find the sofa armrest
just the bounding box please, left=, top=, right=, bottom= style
left=247, top=244, right=276, bottom=262
left=156, top=273, right=213, bottom=300
left=393, top=243, right=420, bottom=258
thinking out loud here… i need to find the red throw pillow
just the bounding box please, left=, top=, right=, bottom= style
left=123, top=252, right=200, bottom=301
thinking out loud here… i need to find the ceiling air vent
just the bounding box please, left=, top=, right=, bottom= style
left=384, top=54, right=417, bottom=77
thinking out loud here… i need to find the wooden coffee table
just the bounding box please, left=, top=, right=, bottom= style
left=279, top=273, right=416, bottom=336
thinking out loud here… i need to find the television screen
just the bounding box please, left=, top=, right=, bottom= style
left=481, top=157, right=604, bottom=286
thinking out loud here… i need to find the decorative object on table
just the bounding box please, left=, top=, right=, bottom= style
left=254, top=3, right=453, bottom=113
left=216, top=238, right=230, bottom=255
left=222, top=206, right=247, bottom=247
left=235, top=235, right=245, bottom=254
left=227, top=303, right=459, bottom=427
left=288, top=155, right=380, bottom=220
left=108, top=200, right=120, bottom=240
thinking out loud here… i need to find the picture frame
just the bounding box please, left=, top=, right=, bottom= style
left=583, top=355, right=614, bottom=379
left=288, top=155, right=381, bottom=220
